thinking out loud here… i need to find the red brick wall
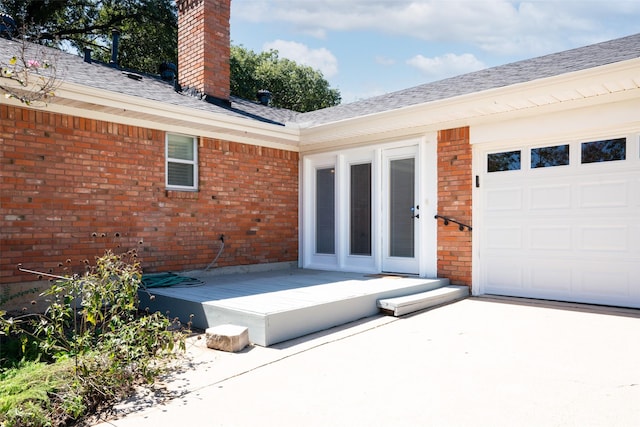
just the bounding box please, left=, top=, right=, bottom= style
left=0, top=104, right=298, bottom=287
left=437, top=127, right=472, bottom=287
left=177, top=0, right=230, bottom=100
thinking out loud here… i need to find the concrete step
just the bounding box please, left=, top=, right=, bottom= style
left=377, top=285, right=469, bottom=316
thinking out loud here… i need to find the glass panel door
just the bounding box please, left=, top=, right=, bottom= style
left=389, top=158, right=415, bottom=257
left=383, top=146, right=419, bottom=274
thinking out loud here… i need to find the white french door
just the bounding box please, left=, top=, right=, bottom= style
left=382, top=146, right=420, bottom=274
left=302, top=139, right=437, bottom=277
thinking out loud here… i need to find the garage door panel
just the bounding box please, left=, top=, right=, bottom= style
left=486, top=226, right=522, bottom=249
left=579, top=225, right=628, bottom=252
left=479, top=138, right=640, bottom=308
left=529, top=261, right=572, bottom=291
left=486, top=187, right=522, bottom=211
left=530, top=184, right=572, bottom=210
left=579, top=180, right=629, bottom=208
left=484, top=257, right=524, bottom=290
left=529, top=226, right=571, bottom=250
left=632, top=224, right=640, bottom=253
left=577, top=267, right=631, bottom=299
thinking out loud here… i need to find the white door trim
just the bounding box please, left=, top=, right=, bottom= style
left=419, top=135, right=438, bottom=278
left=381, top=145, right=420, bottom=274
left=301, top=135, right=438, bottom=277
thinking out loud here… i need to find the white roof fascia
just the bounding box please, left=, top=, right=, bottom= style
left=297, top=58, right=640, bottom=152
left=40, top=81, right=301, bottom=151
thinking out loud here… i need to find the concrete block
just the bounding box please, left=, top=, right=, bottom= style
left=205, top=324, right=249, bottom=352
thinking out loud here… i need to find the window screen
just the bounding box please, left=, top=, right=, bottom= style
left=389, top=158, right=415, bottom=258
left=167, top=134, right=197, bottom=189
left=350, top=163, right=371, bottom=256
left=316, top=168, right=335, bottom=254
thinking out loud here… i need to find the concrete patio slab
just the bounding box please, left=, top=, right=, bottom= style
left=140, top=268, right=449, bottom=346
left=92, top=296, right=640, bottom=427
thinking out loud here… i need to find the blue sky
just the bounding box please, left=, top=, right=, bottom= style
left=230, top=0, right=640, bottom=104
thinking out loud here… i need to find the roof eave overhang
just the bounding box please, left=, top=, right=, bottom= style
left=2, top=81, right=301, bottom=152
left=297, top=58, right=640, bottom=154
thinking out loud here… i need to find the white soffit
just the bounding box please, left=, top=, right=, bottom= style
left=471, top=96, right=640, bottom=147
left=32, top=82, right=301, bottom=152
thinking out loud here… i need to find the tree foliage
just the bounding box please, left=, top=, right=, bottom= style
left=0, top=0, right=177, bottom=74
left=231, top=45, right=341, bottom=112
left=0, top=1, right=342, bottom=112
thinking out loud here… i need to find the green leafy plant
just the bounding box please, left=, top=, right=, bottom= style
left=0, top=359, right=81, bottom=427
left=0, top=249, right=187, bottom=426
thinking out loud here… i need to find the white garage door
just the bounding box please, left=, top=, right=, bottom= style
left=478, top=136, right=640, bottom=308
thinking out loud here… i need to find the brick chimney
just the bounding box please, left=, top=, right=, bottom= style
left=176, top=0, right=231, bottom=105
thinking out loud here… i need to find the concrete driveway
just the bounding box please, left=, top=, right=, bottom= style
left=93, top=297, right=640, bottom=427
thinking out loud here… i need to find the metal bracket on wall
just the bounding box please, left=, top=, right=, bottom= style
left=434, top=214, right=472, bottom=232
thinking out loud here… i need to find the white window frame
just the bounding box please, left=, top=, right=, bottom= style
left=166, top=133, right=198, bottom=191
left=302, top=155, right=338, bottom=270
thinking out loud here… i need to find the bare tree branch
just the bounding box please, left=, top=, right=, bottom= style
left=1, top=37, right=61, bottom=105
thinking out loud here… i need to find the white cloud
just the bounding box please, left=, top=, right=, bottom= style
left=375, top=56, right=396, bottom=66
left=407, top=53, right=485, bottom=80
left=263, top=39, right=338, bottom=78
left=234, top=1, right=640, bottom=57
left=300, top=28, right=328, bottom=40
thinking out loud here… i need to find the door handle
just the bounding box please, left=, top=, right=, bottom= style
left=411, top=205, right=419, bottom=219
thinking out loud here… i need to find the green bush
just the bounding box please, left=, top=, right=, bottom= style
left=0, top=249, right=187, bottom=426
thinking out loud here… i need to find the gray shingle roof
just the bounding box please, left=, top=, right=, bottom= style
left=2, top=32, right=639, bottom=129
left=0, top=37, right=299, bottom=126
left=294, top=33, right=640, bottom=127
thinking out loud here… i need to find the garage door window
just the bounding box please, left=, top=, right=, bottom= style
left=488, top=150, right=520, bottom=172
left=581, top=138, right=626, bottom=164
left=531, top=144, right=569, bottom=168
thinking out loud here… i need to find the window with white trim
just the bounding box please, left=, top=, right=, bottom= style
left=166, top=133, right=198, bottom=190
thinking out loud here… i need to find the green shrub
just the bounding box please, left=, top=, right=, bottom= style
left=0, top=359, right=80, bottom=427
left=0, top=249, right=187, bottom=426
